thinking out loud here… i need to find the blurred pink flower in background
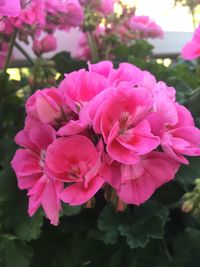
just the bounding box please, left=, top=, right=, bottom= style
left=130, top=15, right=164, bottom=38
left=182, top=23, right=200, bottom=60
left=33, top=34, right=57, bottom=56
left=0, top=0, right=21, bottom=17
left=99, top=0, right=114, bottom=15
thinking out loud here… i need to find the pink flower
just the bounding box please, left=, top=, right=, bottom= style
left=182, top=23, right=200, bottom=60
left=25, top=88, right=65, bottom=124
left=130, top=15, right=164, bottom=39
left=109, top=62, right=145, bottom=86
left=74, top=32, right=91, bottom=60
left=11, top=120, right=63, bottom=225
left=12, top=0, right=45, bottom=27
left=57, top=69, right=109, bottom=136
left=101, top=152, right=180, bottom=205
left=152, top=82, right=178, bottom=126
left=0, top=0, right=21, bottom=17
left=59, top=69, right=109, bottom=112
left=91, top=85, right=160, bottom=164
left=88, top=61, right=114, bottom=78
left=161, top=104, right=200, bottom=164
left=45, top=0, right=84, bottom=29
left=99, top=0, right=114, bottom=15
left=46, top=135, right=105, bottom=205
left=65, top=0, right=84, bottom=27
left=33, top=34, right=57, bottom=56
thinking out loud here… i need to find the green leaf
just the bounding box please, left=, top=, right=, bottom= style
left=0, top=234, right=16, bottom=250
left=98, top=202, right=169, bottom=249
left=113, top=44, right=129, bottom=58
left=119, top=202, right=169, bottom=249
left=13, top=211, right=43, bottom=242
left=98, top=204, right=128, bottom=244
left=128, top=40, right=153, bottom=58
left=165, top=228, right=200, bottom=266
left=176, top=156, right=200, bottom=190
left=169, top=62, right=200, bottom=89
left=0, top=139, right=16, bottom=168
left=52, top=51, right=87, bottom=76
left=0, top=168, right=43, bottom=241
left=185, top=87, right=200, bottom=116
left=0, top=240, right=33, bottom=267
left=167, top=77, right=193, bottom=104
left=113, top=40, right=153, bottom=59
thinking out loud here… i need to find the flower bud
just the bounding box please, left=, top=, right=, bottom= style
left=33, top=34, right=57, bottom=56
left=182, top=200, right=194, bottom=213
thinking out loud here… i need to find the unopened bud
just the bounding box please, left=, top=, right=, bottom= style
left=194, top=178, right=200, bottom=185
left=182, top=200, right=194, bottom=213
left=116, top=198, right=126, bottom=212
left=183, top=192, right=194, bottom=200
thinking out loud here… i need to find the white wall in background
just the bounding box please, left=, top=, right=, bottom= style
left=135, top=0, right=194, bottom=32
left=13, top=29, right=80, bottom=61
left=13, top=29, right=193, bottom=61
left=149, top=31, right=193, bottom=54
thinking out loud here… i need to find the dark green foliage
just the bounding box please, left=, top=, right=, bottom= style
left=98, top=202, right=169, bottom=249
left=113, top=40, right=153, bottom=59
left=52, top=52, right=88, bottom=80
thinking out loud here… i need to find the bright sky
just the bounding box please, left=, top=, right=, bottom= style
left=125, top=0, right=195, bottom=32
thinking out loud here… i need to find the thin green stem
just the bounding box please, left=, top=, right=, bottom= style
left=190, top=7, right=196, bottom=29
left=15, top=41, right=34, bottom=66
left=3, top=30, right=18, bottom=73
left=86, top=31, right=99, bottom=62
left=162, top=239, right=172, bottom=261
left=166, top=200, right=183, bottom=210
left=105, top=42, right=112, bottom=60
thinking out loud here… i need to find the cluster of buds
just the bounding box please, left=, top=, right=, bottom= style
left=182, top=178, right=200, bottom=216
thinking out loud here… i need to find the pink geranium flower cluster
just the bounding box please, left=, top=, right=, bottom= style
left=11, top=61, right=200, bottom=225
left=182, top=23, right=200, bottom=60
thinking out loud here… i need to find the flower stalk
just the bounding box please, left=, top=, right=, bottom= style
left=86, top=31, right=99, bottom=62
left=3, top=30, right=18, bottom=73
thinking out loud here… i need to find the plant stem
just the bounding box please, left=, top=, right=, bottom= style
left=166, top=200, right=183, bottom=210
left=105, top=42, right=112, bottom=60
left=86, top=31, right=99, bottom=62
left=190, top=7, right=196, bottom=29
left=3, top=30, right=18, bottom=73
left=162, top=239, right=172, bottom=261
left=15, top=41, right=34, bottom=66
